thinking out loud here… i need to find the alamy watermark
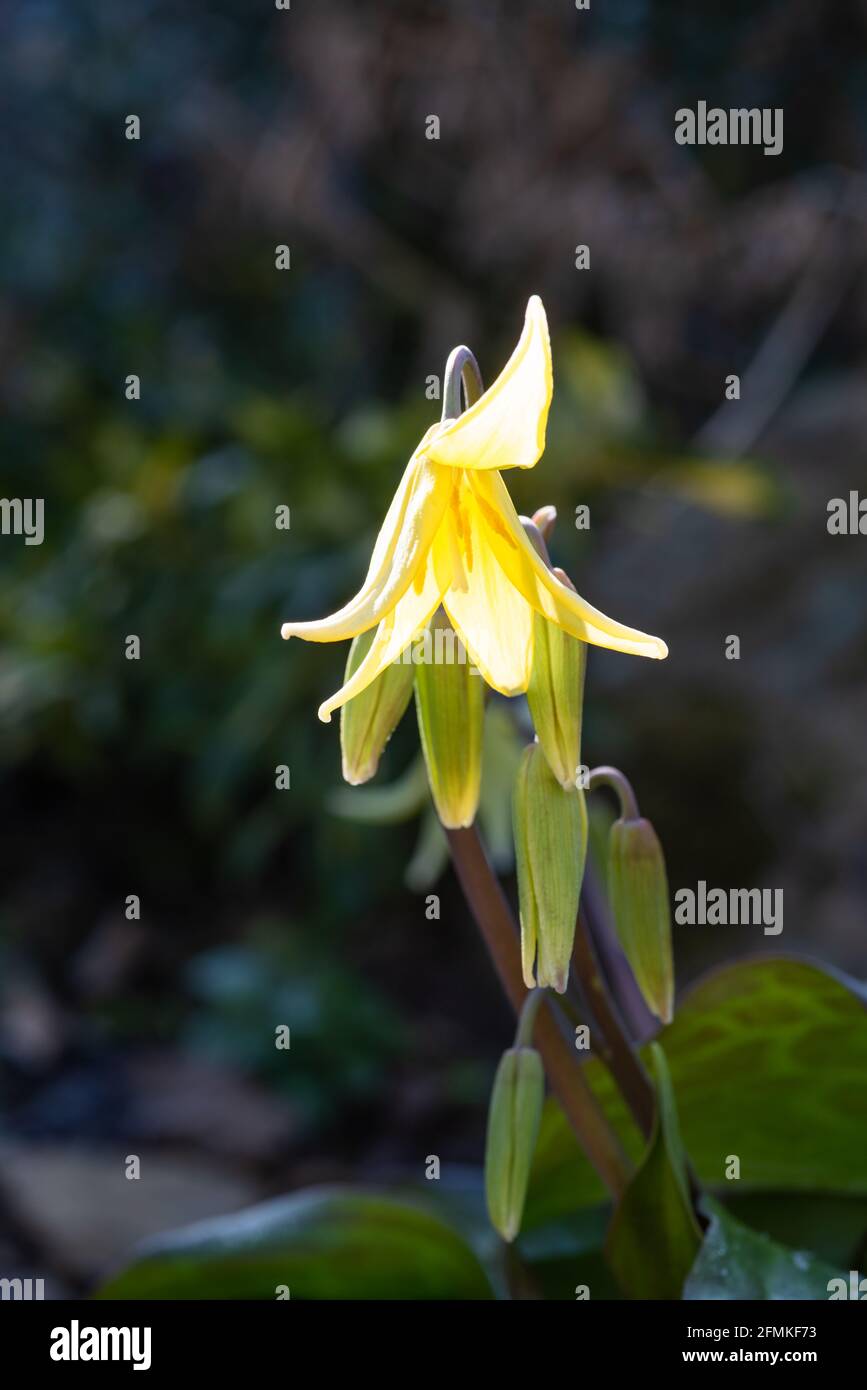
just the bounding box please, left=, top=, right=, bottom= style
left=0, top=498, right=43, bottom=545
left=827, top=491, right=867, bottom=534
left=828, top=1270, right=867, bottom=1299
left=675, top=102, right=783, bottom=157
left=394, top=624, right=482, bottom=673
left=50, top=1321, right=152, bottom=1371
left=0, top=1276, right=45, bottom=1299
left=674, top=881, right=783, bottom=936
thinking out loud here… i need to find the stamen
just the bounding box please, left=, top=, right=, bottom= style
left=476, top=493, right=519, bottom=548
left=449, top=520, right=468, bottom=592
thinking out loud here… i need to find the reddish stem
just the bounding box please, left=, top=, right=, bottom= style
left=446, top=825, right=631, bottom=1199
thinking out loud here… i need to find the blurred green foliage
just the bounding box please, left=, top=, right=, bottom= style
left=181, top=921, right=405, bottom=1126
left=2, top=6, right=865, bottom=1271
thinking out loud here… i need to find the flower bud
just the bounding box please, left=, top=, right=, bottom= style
left=527, top=568, right=586, bottom=790
left=513, top=741, right=588, bottom=992
left=608, top=816, right=674, bottom=1023
left=484, top=1045, right=544, bottom=1243
left=339, top=628, right=416, bottom=785
left=414, top=609, right=484, bottom=829
left=531, top=504, right=557, bottom=543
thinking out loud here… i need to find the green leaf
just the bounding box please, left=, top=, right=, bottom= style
left=517, top=1206, right=623, bottom=1300
left=524, top=1099, right=610, bottom=1225
left=516, top=1193, right=867, bottom=1301
left=327, top=754, right=429, bottom=825
left=478, top=701, right=524, bottom=872
left=405, top=806, right=449, bottom=891
left=653, top=957, right=867, bottom=1193
left=329, top=703, right=522, bottom=890
left=684, top=1197, right=844, bottom=1301
left=605, top=1045, right=702, bottom=1299
left=525, top=957, right=867, bottom=1227
left=96, top=1187, right=494, bottom=1300
left=724, top=1192, right=867, bottom=1268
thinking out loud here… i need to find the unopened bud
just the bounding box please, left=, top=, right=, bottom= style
left=484, top=1045, right=544, bottom=1243
left=527, top=568, right=586, bottom=790
left=513, top=742, right=588, bottom=992
left=531, top=504, right=557, bottom=543
left=340, top=628, right=415, bottom=785
left=414, top=609, right=484, bottom=828
left=608, top=816, right=674, bottom=1024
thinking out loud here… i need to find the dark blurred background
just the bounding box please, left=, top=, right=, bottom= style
left=1, top=0, right=866, bottom=1292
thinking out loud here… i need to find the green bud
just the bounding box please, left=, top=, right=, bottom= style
left=527, top=568, right=587, bottom=790
left=513, top=742, right=588, bottom=992
left=414, top=609, right=484, bottom=829
left=484, top=1045, right=544, bottom=1243
left=608, top=816, right=674, bottom=1024
left=340, top=628, right=416, bottom=785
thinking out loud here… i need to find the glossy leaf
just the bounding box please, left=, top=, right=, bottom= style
left=684, top=1197, right=843, bottom=1301
left=97, top=1187, right=494, bottom=1301
left=525, top=957, right=867, bottom=1227
left=605, top=1045, right=702, bottom=1299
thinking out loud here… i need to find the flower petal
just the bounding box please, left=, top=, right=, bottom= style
left=468, top=470, right=669, bottom=659
left=317, top=540, right=448, bottom=723
left=282, top=440, right=453, bottom=645
left=441, top=479, right=534, bottom=695
left=424, top=296, right=552, bottom=472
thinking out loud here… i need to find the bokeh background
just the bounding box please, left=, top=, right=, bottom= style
left=2, top=0, right=866, bottom=1293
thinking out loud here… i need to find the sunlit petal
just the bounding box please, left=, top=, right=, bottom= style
left=282, top=443, right=453, bottom=644
left=317, top=538, right=449, bottom=723
left=425, top=297, right=552, bottom=472
left=469, top=470, right=668, bottom=659
left=442, top=479, right=534, bottom=695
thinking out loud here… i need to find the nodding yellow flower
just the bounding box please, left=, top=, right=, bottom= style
left=281, top=296, right=667, bottom=723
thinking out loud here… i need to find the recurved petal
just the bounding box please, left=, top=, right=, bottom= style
left=317, top=542, right=448, bottom=723
left=424, top=297, right=552, bottom=472
left=469, top=470, right=668, bottom=660
left=281, top=441, right=453, bottom=645
left=441, top=480, right=534, bottom=695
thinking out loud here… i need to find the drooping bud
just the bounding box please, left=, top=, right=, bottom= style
left=531, top=504, right=557, bottom=543
left=339, top=628, right=416, bottom=785
left=527, top=567, right=587, bottom=790
left=608, top=815, right=674, bottom=1024
left=484, top=1044, right=544, bottom=1243
left=519, top=517, right=586, bottom=791
left=513, top=741, right=588, bottom=992
left=414, top=608, right=484, bottom=829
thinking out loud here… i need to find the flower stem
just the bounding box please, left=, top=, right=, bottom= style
left=588, top=765, right=640, bottom=821
left=581, top=863, right=659, bottom=1044
left=442, top=346, right=484, bottom=419
left=446, top=824, right=631, bottom=1199
left=571, top=910, right=655, bottom=1138
left=514, top=987, right=545, bottom=1049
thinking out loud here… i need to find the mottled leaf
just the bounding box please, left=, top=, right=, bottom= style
left=525, top=957, right=867, bottom=1226
left=97, top=1187, right=494, bottom=1300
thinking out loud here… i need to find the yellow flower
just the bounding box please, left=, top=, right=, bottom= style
left=281, top=297, right=667, bottom=723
